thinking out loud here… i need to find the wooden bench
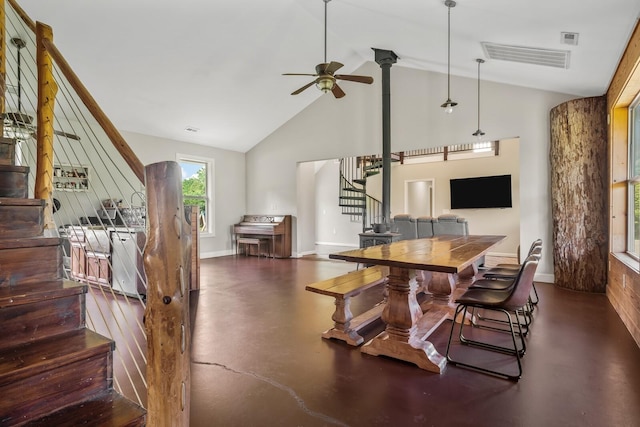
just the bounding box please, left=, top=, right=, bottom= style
left=237, top=237, right=270, bottom=258
left=305, top=265, right=389, bottom=346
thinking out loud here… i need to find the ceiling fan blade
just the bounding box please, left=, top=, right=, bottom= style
left=283, top=73, right=318, bottom=77
left=291, top=80, right=318, bottom=95
left=331, top=83, right=346, bottom=99
left=316, top=61, right=344, bottom=75
left=334, top=74, right=374, bottom=84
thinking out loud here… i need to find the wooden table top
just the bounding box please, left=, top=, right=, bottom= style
left=329, top=235, right=505, bottom=273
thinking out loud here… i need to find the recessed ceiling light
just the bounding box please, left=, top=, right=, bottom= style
left=184, top=126, right=200, bottom=133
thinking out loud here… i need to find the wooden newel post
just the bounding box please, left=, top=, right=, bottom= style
left=144, top=161, right=192, bottom=426
left=35, top=22, right=58, bottom=231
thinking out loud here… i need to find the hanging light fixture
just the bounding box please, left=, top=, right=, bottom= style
left=440, top=0, right=457, bottom=114
left=472, top=58, right=486, bottom=138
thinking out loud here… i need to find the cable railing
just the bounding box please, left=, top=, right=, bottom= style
left=2, top=5, right=149, bottom=408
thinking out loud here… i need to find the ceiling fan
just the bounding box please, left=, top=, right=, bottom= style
left=2, top=37, right=80, bottom=141
left=283, top=0, right=373, bottom=99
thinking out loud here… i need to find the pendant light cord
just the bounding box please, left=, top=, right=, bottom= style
left=473, top=58, right=485, bottom=136
left=446, top=4, right=451, bottom=98
left=477, top=60, right=481, bottom=129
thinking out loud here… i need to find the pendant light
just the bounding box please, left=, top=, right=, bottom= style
left=472, top=58, right=485, bottom=138
left=440, top=0, right=457, bottom=114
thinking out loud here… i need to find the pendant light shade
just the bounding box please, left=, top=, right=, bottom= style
left=472, top=58, right=486, bottom=138
left=440, top=0, right=457, bottom=114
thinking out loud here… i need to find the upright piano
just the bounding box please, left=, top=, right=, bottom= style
left=233, top=215, right=292, bottom=258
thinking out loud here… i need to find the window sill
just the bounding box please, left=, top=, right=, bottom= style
left=611, top=252, right=640, bottom=274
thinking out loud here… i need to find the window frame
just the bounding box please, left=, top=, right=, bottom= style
left=628, top=95, right=640, bottom=260
left=176, top=153, right=215, bottom=237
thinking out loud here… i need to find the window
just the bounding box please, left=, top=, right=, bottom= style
left=177, top=155, right=214, bottom=235
left=629, top=98, right=640, bottom=259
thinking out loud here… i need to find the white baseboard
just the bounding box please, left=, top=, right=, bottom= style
left=315, top=241, right=359, bottom=248
left=200, top=249, right=233, bottom=259
left=534, top=273, right=554, bottom=284
left=296, top=250, right=315, bottom=257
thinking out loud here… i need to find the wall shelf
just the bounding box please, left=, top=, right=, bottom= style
left=53, top=164, right=89, bottom=191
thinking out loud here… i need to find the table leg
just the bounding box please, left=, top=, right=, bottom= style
left=361, top=266, right=446, bottom=373
left=427, top=266, right=478, bottom=325
left=321, top=296, right=365, bottom=346
left=428, top=272, right=458, bottom=306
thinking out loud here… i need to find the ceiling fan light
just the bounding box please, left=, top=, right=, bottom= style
left=316, top=77, right=334, bottom=93
left=472, top=129, right=485, bottom=138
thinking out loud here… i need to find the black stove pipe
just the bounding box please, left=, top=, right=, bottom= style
left=372, top=48, right=398, bottom=224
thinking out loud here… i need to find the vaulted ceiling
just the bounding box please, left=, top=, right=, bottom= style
left=16, top=0, right=640, bottom=152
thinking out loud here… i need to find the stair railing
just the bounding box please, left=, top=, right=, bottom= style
left=3, top=1, right=192, bottom=422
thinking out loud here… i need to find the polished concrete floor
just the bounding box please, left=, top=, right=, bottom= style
left=188, top=255, right=640, bottom=427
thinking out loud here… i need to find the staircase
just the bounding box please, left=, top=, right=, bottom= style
left=339, top=154, right=399, bottom=231
left=0, top=137, right=145, bottom=425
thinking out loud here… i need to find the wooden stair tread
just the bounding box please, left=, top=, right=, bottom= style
left=24, top=390, right=146, bottom=427
left=0, top=329, right=113, bottom=385
left=0, top=237, right=61, bottom=249
left=0, top=165, right=29, bottom=173
left=0, top=280, right=86, bottom=308
left=0, top=198, right=44, bottom=207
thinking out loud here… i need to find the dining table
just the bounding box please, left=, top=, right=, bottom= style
left=328, top=234, right=506, bottom=373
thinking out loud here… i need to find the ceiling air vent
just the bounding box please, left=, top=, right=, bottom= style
left=481, top=42, right=570, bottom=69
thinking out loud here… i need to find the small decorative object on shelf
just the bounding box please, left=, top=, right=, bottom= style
left=53, top=164, right=90, bottom=192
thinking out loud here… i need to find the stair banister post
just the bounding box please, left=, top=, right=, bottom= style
left=35, top=22, right=57, bottom=231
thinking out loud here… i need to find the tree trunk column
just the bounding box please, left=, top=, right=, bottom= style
left=550, top=96, right=608, bottom=292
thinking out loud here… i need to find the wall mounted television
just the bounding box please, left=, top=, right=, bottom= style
left=449, top=174, right=512, bottom=209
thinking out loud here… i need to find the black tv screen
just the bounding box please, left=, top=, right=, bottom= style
left=450, top=175, right=512, bottom=209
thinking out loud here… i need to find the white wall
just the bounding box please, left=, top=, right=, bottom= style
left=246, top=62, right=577, bottom=282
left=386, top=139, right=520, bottom=255
left=310, top=139, right=519, bottom=256
left=123, top=131, right=246, bottom=257
left=314, top=160, right=362, bottom=247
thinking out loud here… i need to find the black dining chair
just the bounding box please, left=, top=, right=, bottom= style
left=468, top=245, right=542, bottom=333
left=445, top=254, right=539, bottom=381
left=481, top=239, right=542, bottom=305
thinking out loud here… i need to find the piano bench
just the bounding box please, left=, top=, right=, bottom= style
left=237, top=237, right=271, bottom=258
left=305, top=266, right=389, bottom=346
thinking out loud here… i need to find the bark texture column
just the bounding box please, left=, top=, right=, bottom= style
left=550, top=96, right=608, bottom=292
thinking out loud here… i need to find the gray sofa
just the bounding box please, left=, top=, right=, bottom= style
left=393, top=214, right=468, bottom=239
